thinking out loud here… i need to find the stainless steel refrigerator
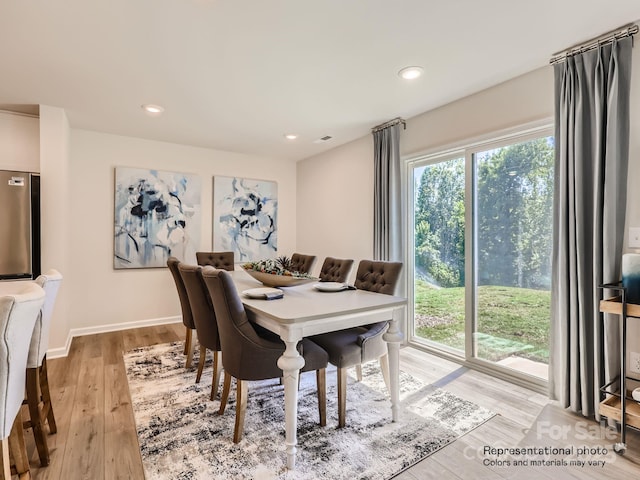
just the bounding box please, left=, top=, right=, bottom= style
left=0, top=170, right=40, bottom=280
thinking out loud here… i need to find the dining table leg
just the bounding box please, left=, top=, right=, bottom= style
left=383, top=307, right=404, bottom=422
left=277, top=337, right=305, bottom=470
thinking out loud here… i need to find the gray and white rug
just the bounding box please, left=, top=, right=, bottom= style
left=124, top=342, right=494, bottom=480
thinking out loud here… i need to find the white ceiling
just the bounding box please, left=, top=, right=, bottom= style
left=1, top=1, right=639, bottom=162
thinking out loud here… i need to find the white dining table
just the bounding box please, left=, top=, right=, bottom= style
left=228, top=269, right=407, bottom=470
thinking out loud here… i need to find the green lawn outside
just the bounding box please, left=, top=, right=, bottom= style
left=413, top=279, right=550, bottom=363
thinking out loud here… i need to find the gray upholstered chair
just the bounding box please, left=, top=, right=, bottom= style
left=167, top=257, right=196, bottom=368
left=311, top=260, right=402, bottom=427
left=201, top=267, right=328, bottom=443
left=25, top=269, right=62, bottom=467
left=0, top=283, right=45, bottom=479
left=196, top=251, right=235, bottom=271
left=290, top=253, right=316, bottom=274
left=318, top=257, right=354, bottom=283
left=179, top=264, right=223, bottom=400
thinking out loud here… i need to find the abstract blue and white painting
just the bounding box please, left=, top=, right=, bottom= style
left=114, top=167, right=201, bottom=269
left=212, top=176, right=277, bottom=262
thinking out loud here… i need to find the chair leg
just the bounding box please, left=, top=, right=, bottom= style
left=26, top=366, right=50, bottom=466
left=8, top=411, right=31, bottom=479
left=184, top=327, right=193, bottom=368
left=210, top=351, right=222, bottom=401
left=233, top=379, right=248, bottom=443
left=379, top=354, right=391, bottom=393
left=355, top=364, right=362, bottom=382
left=40, top=356, right=57, bottom=434
left=195, top=345, right=207, bottom=383
left=316, top=368, right=326, bottom=427
left=337, top=367, right=347, bottom=428
left=218, top=372, right=232, bottom=415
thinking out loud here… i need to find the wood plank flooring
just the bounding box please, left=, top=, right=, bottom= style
left=21, top=324, right=640, bottom=479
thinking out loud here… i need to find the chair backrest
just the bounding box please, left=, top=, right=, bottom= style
left=354, top=260, right=403, bottom=295
left=178, top=264, right=220, bottom=352
left=196, top=251, right=235, bottom=271
left=319, top=257, right=354, bottom=283
left=290, top=253, right=316, bottom=274
left=167, top=257, right=195, bottom=330
left=28, top=269, right=63, bottom=368
left=201, top=267, right=282, bottom=380
left=0, top=283, right=45, bottom=438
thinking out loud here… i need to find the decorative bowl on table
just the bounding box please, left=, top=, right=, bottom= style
left=242, top=257, right=318, bottom=287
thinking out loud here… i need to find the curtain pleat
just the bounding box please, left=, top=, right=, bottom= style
left=373, top=124, right=402, bottom=262
left=550, top=37, right=632, bottom=418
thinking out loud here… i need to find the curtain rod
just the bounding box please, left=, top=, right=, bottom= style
left=549, top=23, right=638, bottom=65
left=371, top=117, right=406, bottom=133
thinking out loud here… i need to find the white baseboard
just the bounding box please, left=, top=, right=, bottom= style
left=46, top=316, right=182, bottom=359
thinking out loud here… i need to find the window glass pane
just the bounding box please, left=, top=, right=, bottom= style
left=413, top=157, right=465, bottom=353
left=474, top=136, right=554, bottom=379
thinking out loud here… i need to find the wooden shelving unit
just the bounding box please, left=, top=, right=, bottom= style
left=598, top=287, right=640, bottom=453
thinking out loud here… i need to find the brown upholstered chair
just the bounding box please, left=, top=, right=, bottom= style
left=201, top=267, right=328, bottom=443
left=167, top=257, right=196, bottom=368
left=311, top=260, right=402, bottom=427
left=290, top=253, right=316, bottom=274
left=196, top=251, right=235, bottom=271
left=178, top=264, right=222, bottom=400
left=318, top=257, right=354, bottom=283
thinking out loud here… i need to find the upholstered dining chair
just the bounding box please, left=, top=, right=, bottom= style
left=179, top=264, right=223, bottom=400
left=0, top=283, right=45, bottom=480
left=196, top=251, right=235, bottom=271
left=167, top=257, right=196, bottom=369
left=201, top=267, right=329, bottom=443
left=24, top=269, right=63, bottom=467
left=290, top=253, right=316, bottom=274
left=318, top=257, right=354, bottom=283
left=311, top=260, right=402, bottom=428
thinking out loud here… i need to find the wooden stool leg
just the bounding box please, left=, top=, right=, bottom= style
left=316, top=368, right=326, bottom=427
left=355, top=364, right=362, bottom=382
left=233, top=380, right=248, bottom=443
left=184, top=327, right=193, bottom=368
left=337, top=367, right=347, bottom=428
left=9, top=411, right=31, bottom=479
left=1, top=437, right=10, bottom=480
left=210, top=351, right=222, bottom=401
left=195, top=346, right=207, bottom=383
left=218, top=372, right=232, bottom=415
left=26, top=367, right=50, bottom=466
left=40, top=357, right=57, bottom=434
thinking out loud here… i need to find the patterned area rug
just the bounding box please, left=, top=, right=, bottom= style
left=124, top=343, right=494, bottom=480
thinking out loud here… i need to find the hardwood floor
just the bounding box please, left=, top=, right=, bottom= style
left=22, top=324, right=640, bottom=479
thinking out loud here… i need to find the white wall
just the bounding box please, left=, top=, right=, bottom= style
left=296, top=138, right=374, bottom=280
left=0, top=111, right=39, bottom=172
left=63, top=129, right=297, bottom=349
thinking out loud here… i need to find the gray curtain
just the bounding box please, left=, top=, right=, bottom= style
left=549, top=37, right=632, bottom=418
left=373, top=123, right=403, bottom=262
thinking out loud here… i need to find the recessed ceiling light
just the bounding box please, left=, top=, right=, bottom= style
left=284, top=134, right=298, bottom=140
left=141, top=104, right=164, bottom=116
left=398, top=66, right=424, bottom=80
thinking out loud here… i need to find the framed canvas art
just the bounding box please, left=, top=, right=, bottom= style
left=212, top=176, right=277, bottom=262
left=114, top=167, right=201, bottom=269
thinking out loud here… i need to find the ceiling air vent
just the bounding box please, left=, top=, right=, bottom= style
left=313, top=135, right=333, bottom=144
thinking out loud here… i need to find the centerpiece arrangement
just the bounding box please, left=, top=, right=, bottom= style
left=242, top=256, right=317, bottom=287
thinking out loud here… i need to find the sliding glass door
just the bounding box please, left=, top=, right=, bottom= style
left=409, top=127, right=554, bottom=382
